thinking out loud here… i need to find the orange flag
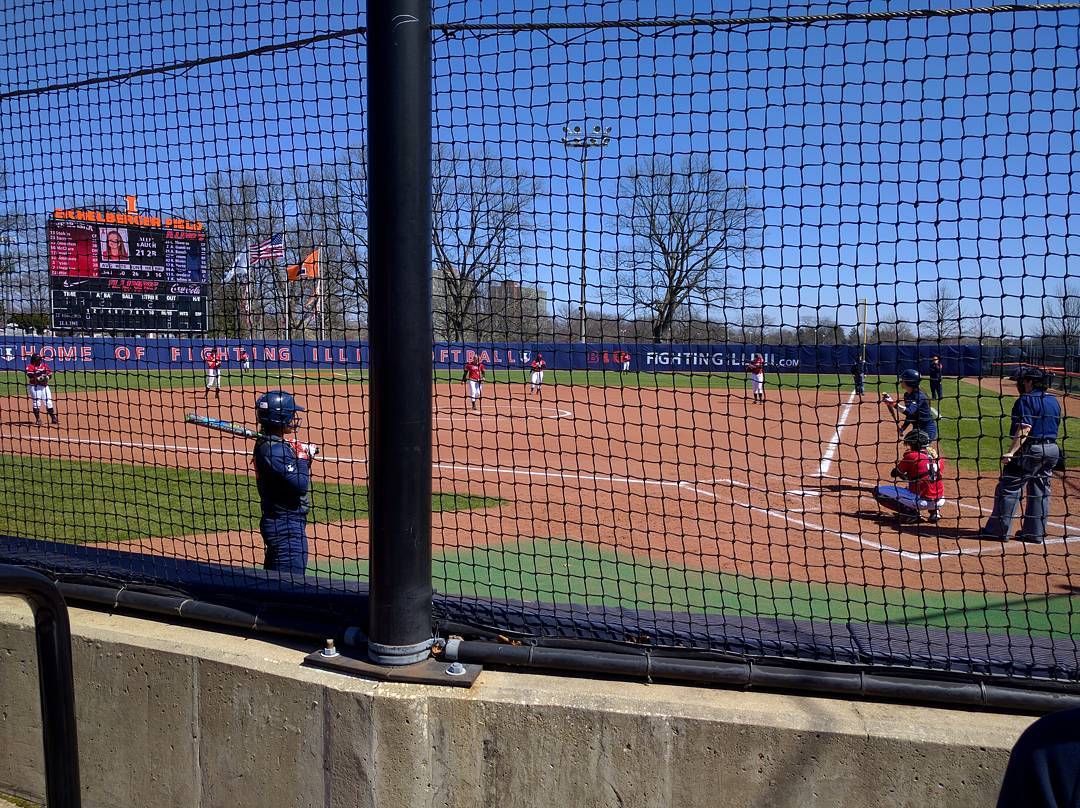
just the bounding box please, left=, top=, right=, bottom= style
left=287, top=248, right=320, bottom=281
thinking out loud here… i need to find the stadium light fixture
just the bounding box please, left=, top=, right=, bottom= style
left=561, top=124, right=612, bottom=344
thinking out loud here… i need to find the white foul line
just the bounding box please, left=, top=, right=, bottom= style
left=12, top=433, right=1073, bottom=560
left=829, top=473, right=1080, bottom=537
left=815, top=390, right=858, bottom=477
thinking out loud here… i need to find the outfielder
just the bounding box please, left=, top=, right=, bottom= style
left=25, top=353, right=59, bottom=425
left=253, top=390, right=314, bottom=574
left=745, top=353, right=766, bottom=403
left=529, top=352, right=547, bottom=396
left=204, top=351, right=222, bottom=397
left=874, top=430, right=946, bottom=524
left=463, top=357, right=485, bottom=411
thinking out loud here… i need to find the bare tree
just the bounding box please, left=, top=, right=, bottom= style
left=195, top=171, right=289, bottom=337
left=611, top=156, right=761, bottom=341
left=873, top=312, right=917, bottom=344
left=0, top=170, right=47, bottom=322
left=432, top=148, right=537, bottom=341
left=797, top=315, right=850, bottom=345
left=1043, top=282, right=1080, bottom=351
left=921, top=281, right=960, bottom=342
left=293, top=148, right=369, bottom=334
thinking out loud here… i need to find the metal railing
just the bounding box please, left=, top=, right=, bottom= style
left=0, top=565, right=81, bottom=808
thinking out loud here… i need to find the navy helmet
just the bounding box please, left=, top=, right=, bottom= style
left=1008, top=365, right=1045, bottom=382
left=903, top=429, right=931, bottom=449
left=898, top=369, right=921, bottom=386
left=255, top=390, right=304, bottom=427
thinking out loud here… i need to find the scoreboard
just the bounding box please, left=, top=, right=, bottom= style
left=47, top=209, right=208, bottom=333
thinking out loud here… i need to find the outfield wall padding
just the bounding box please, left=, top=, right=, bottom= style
left=0, top=338, right=986, bottom=376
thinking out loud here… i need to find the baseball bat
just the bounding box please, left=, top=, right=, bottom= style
left=184, top=414, right=320, bottom=457
left=881, top=394, right=903, bottom=438
left=184, top=413, right=260, bottom=439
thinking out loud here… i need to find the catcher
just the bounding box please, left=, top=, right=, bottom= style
left=25, top=352, right=59, bottom=426
left=873, top=430, right=946, bottom=524
left=253, top=390, right=316, bottom=574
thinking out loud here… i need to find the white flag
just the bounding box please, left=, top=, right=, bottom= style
left=224, top=251, right=249, bottom=283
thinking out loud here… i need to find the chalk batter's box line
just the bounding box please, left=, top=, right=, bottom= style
left=9, top=432, right=943, bottom=562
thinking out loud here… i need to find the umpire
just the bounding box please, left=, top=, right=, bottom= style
left=851, top=356, right=869, bottom=400
left=982, top=367, right=1062, bottom=544
left=927, top=355, right=944, bottom=401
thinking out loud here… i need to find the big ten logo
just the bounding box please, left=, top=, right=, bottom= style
left=113, top=346, right=147, bottom=361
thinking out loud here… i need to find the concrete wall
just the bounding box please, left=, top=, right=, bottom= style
left=0, top=598, right=1034, bottom=808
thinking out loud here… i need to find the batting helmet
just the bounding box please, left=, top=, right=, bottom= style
left=255, top=390, right=304, bottom=427
left=1008, top=365, right=1047, bottom=384
left=898, top=369, right=922, bottom=385
left=903, top=429, right=931, bottom=449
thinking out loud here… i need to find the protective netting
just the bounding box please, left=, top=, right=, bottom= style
left=1, top=2, right=1078, bottom=685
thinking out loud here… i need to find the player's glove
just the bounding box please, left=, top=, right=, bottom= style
left=290, top=439, right=318, bottom=462
left=890, top=467, right=901, bottom=478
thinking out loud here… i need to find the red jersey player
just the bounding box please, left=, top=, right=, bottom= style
left=205, top=351, right=222, bottom=398
left=528, top=353, right=547, bottom=396
left=890, top=430, right=946, bottom=523
left=745, top=353, right=766, bottom=403
left=462, top=357, right=485, bottom=411
left=25, top=353, right=58, bottom=425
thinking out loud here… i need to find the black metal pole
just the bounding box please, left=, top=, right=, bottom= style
left=0, top=565, right=81, bottom=808
left=366, top=0, right=434, bottom=665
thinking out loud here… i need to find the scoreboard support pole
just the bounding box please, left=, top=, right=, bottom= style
left=365, top=0, right=434, bottom=666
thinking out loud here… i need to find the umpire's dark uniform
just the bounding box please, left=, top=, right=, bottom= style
left=851, top=358, right=868, bottom=398
left=983, top=368, right=1061, bottom=543
left=927, top=357, right=944, bottom=401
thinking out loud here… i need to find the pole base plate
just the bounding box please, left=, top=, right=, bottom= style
left=303, top=649, right=482, bottom=688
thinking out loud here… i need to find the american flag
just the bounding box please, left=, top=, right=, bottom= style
left=248, top=234, right=285, bottom=264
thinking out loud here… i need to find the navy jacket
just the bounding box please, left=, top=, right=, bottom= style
left=902, top=389, right=935, bottom=433
left=253, top=435, right=311, bottom=520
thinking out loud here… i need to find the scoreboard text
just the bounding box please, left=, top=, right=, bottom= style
left=47, top=211, right=208, bottom=333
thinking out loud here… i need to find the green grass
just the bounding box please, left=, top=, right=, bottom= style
left=320, top=537, right=1079, bottom=638
left=0, top=454, right=499, bottom=543
left=935, top=379, right=1080, bottom=471
left=0, top=368, right=354, bottom=394
left=432, top=368, right=897, bottom=391
left=0, top=367, right=902, bottom=393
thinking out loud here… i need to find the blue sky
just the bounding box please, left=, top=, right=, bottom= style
left=2, top=0, right=1078, bottom=337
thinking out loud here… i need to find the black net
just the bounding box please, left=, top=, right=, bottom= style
left=1, top=1, right=1079, bottom=686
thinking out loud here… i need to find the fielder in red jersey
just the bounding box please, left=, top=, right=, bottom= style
left=463, top=358, right=485, bottom=411
left=205, top=351, right=222, bottom=397
left=745, top=353, right=766, bottom=403
left=528, top=353, right=547, bottom=396
left=25, top=353, right=58, bottom=425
